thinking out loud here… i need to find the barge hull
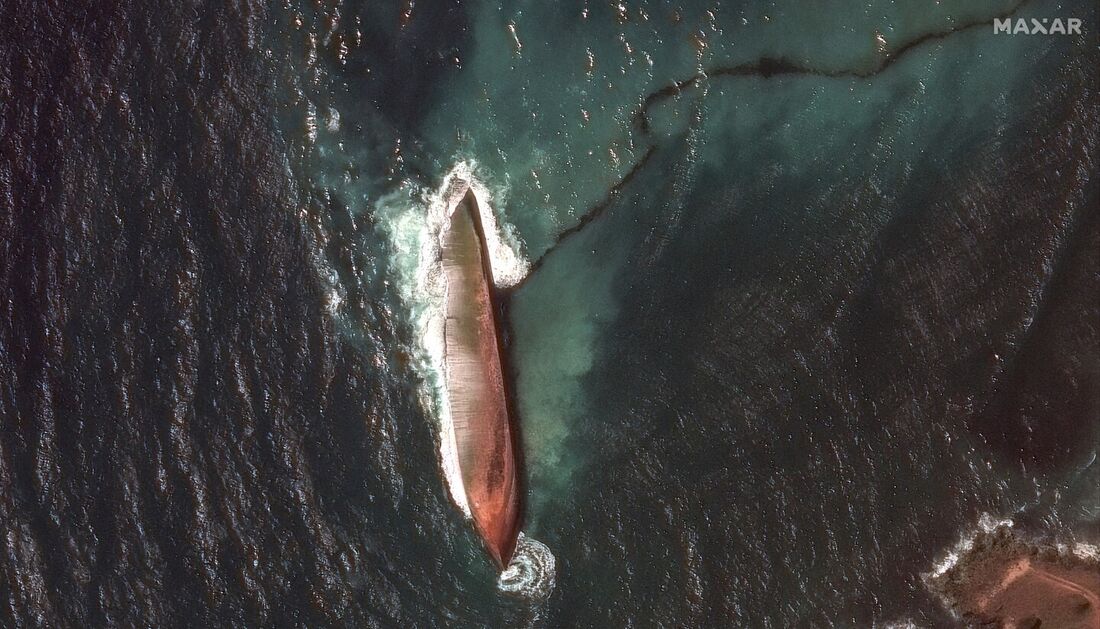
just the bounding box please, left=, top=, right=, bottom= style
left=440, top=188, right=520, bottom=567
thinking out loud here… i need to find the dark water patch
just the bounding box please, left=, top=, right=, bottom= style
left=347, top=1, right=469, bottom=136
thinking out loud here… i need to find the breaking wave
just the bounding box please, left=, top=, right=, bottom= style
left=497, top=533, right=557, bottom=600
left=925, top=512, right=1015, bottom=580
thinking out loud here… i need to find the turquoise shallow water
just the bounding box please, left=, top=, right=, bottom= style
left=274, top=0, right=1098, bottom=624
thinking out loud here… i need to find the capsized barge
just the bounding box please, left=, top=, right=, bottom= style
left=440, top=185, right=521, bottom=568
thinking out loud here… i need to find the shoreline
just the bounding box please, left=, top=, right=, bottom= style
left=927, top=524, right=1100, bottom=628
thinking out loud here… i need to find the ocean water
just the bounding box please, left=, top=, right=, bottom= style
left=1, top=0, right=1097, bottom=626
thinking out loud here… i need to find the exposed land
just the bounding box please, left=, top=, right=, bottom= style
left=929, top=527, right=1100, bottom=628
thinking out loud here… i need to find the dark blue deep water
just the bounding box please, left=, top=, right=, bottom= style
left=1, top=0, right=1097, bottom=626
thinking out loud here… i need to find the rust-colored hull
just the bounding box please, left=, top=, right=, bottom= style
left=440, top=188, right=520, bottom=568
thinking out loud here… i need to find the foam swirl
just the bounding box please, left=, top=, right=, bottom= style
left=497, top=533, right=557, bottom=600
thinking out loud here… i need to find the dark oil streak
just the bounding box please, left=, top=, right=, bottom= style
left=634, top=0, right=1031, bottom=134
left=512, top=0, right=1031, bottom=294
left=511, top=145, right=657, bottom=291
